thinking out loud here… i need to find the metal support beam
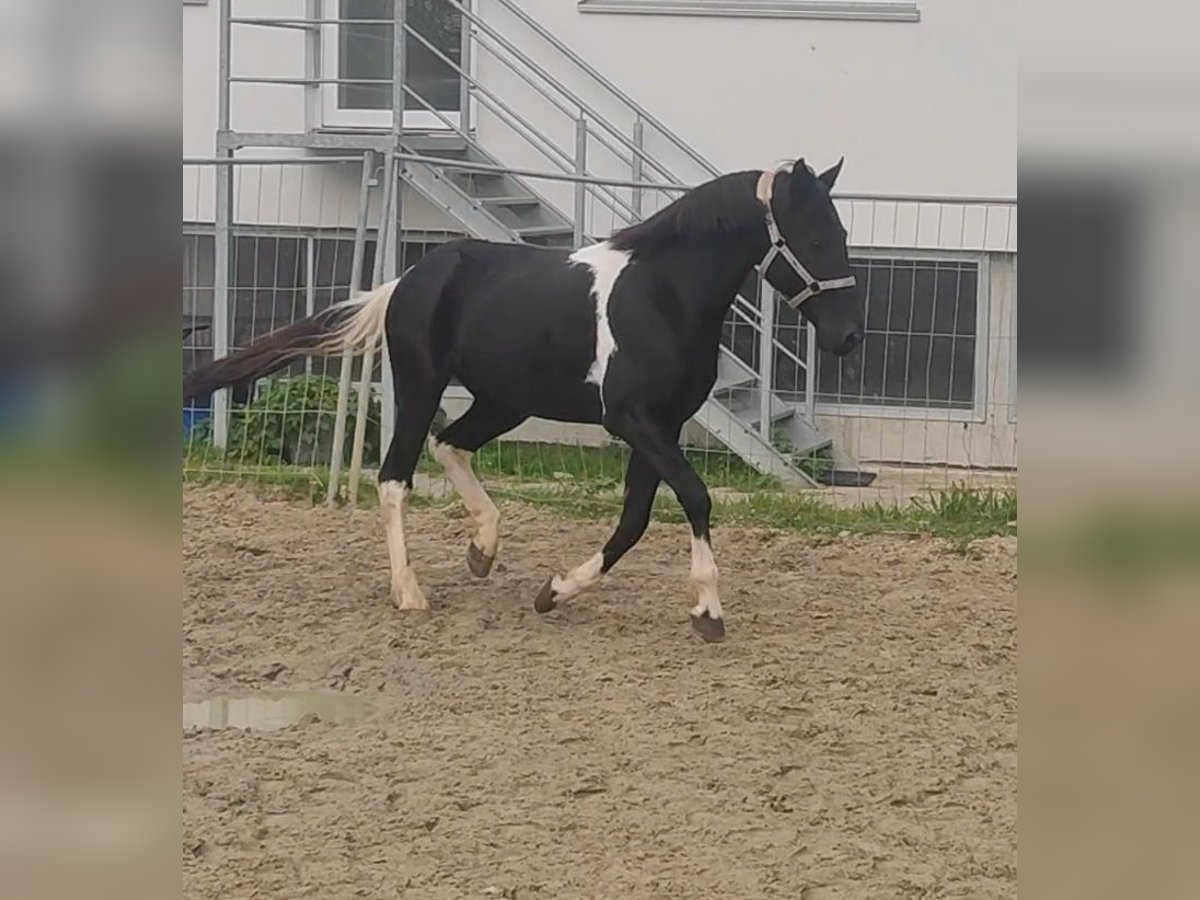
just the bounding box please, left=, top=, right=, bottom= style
left=381, top=0, right=408, bottom=457
left=574, top=117, right=587, bottom=247
left=381, top=158, right=400, bottom=455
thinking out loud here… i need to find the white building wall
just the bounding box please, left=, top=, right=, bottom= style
left=472, top=0, right=1016, bottom=199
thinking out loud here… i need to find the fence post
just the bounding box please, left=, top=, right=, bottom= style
left=327, top=150, right=376, bottom=505
left=574, top=116, right=587, bottom=248
left=758, top=285, right=776, bottom=443
left=631, top=116, right=644, bottom=220
left=348, top=150, right=395, bottom=507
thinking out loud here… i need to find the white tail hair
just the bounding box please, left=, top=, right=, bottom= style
left=313, top=276, right=401, bottom=356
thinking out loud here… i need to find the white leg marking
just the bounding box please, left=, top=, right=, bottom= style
left=567, top=241, right=632, bottom=406
left=689, top=536, right=723, bottom=621
left=378, top=480, right=428, bottom=610
left=550, top=551, right=606, bottom=602
left=429, top=436, right=499, bottom=558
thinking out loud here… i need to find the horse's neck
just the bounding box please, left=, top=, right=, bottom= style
left=672, top=226, right=770, bottom=320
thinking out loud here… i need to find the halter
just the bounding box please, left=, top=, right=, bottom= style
left=756, top=169, right=857, bottom=309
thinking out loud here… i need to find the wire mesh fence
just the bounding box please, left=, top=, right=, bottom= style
left=183, top=156, right=1016, bottom=532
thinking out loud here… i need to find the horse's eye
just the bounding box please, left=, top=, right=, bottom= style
left=811, top=239, right=823, bottom=250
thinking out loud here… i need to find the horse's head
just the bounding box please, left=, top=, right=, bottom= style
left=760, top=158, right=864, bottom=357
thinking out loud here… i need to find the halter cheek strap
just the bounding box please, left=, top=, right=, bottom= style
left=755, top=169, right=857, bottom=309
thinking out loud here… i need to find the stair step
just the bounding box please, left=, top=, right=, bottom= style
left=515, top=224, right=576, bottom=238
left=477, top=195, right=541, bottom=207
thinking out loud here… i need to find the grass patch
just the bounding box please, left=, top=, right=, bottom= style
left=417, top=440, right=779, bottom=492
left=487, top=481, right=1016, bottom=548
left=184, top=445, right=1015, bottom=547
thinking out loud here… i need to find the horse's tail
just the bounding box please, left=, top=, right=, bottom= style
left=182, top=277, right=400, bottom=403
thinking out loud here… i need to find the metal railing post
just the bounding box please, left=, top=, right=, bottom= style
left=327, top=150, right=376, bottom=505
left=212, top=163, right=231, bottom=449
left=631, top=116, right=644, bottom=220
left=805, top=321, right=818, bottom=426
left=758, top=286, right=776, bottom=442
left=381, top=156, right=399, bottom=457
left=383, top=0, right=406, bottom=462
left=212, top=0, right=233, bottom=449
left=574, top=116, right=587, bottom=247
left=459, top=0, right=473, bottom=133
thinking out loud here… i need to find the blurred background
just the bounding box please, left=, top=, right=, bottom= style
left=1021, top=1, right=1200, bottom=896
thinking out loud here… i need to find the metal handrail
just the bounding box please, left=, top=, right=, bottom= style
left=485, top=0, right=718, bottom=178
left=402, top=22, right=639, bottom=224
left=442, top=0, right=678, bottom=185
left=470, top=30, right=651, bottom=202
left=399, top=80, right=633, bottom=228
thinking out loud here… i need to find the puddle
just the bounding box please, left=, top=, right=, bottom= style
left=183, top=691, right=369, bottom=732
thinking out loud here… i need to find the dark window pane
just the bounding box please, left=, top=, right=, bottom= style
left=339, top=0, right=462, bottom=113
left=885, top=262, right=915, bottom=332
left=910, top=264, right=936, bottom=333
left=950, top=336, right=977, bottom=405
left=815, top=256, right=979, bottom=409
left=230, top=235, right=307, bottom=355
left=183, top=233, right=215, bottom=378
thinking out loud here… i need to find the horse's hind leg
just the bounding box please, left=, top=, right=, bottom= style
left=378, top=377, right=448, bottom=610
left=429, top=402, right=525, bottom=577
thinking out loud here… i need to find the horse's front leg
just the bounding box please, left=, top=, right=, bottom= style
left=603, top=407, right=725, bottom=643
left=534, top=450, right=660, bottom=611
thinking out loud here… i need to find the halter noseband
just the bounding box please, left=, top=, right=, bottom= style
left=756, top=169, right=857, bottom=309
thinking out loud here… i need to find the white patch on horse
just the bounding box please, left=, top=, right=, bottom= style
left=568, top=241, right=631, bottom=405
left=688, top=535, right=722, bottom=621
left=378, top=480, right=428, bottom=610
left=550, top=551, right=605, bottom=601
left=428, top=435, right=500, bottom=560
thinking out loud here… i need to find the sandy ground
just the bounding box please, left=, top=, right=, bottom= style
left=184, top=484, right=1016, bottom=899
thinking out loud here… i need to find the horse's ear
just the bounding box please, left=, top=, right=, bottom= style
left=788, top=158, right=818, bottom=199
left=818, top=157, right=844, bottom=190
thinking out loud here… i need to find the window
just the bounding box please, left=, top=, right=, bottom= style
left=577, top=0, right=920, bottom=22
left=322, top=0, right=464, bottom=130
left=183, top=234, right=214, bottom=378
left=183, top=229, right=452, bottom=401
left=813, top=256, right=983, bottom=412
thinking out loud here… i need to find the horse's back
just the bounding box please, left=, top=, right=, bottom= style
left=400, top=239, right=603, bottom=421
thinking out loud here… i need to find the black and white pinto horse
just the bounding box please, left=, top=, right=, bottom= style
left=185, top=158, right=864, bottom=642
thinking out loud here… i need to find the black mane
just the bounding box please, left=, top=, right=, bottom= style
left=608, top=170, right=764, bottom=252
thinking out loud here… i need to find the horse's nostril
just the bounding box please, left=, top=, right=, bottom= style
left=842, top=330, right=864, bottom=353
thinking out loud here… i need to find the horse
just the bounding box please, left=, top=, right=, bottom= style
left=183, top=157, right=864, bottom=642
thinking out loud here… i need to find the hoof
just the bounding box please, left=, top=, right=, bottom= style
left=466, top=543, right=494, bottom=578
left=534, top=578, right=558, bottom=614
left=690, top=611, right=726, bottom=643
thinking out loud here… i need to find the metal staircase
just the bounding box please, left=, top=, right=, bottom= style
left=215, top=0, right=835, bottom=486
